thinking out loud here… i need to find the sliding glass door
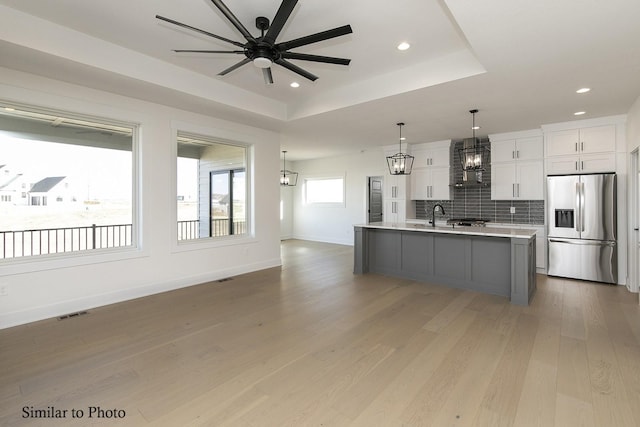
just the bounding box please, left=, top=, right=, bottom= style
left=210, top=169, right=246, bottom=237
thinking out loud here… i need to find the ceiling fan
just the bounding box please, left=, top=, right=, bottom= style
left=156, top=0, right=353, bottom=84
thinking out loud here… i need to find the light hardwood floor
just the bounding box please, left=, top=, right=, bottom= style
left=1, top=240, right=639, bottom=426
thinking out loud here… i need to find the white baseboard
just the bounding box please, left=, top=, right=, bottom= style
left=0, top=258, right=281, bottom=330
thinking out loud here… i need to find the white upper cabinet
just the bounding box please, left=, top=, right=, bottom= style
left=546, top=125, right=615, bottom=157
left=430, top=167, right=451, bottom=200
left=489, top=130, right=544, bottom=200
left=491, top=161, right=543, bottom=200
left=545, top=129, right=579, bottom=157
left=409, top=140, right=451, bottom=201
left=411, top=140, right=450, bottom=168
left=580, top=125, right=616, bottom=153
left=516, top=161, right=544, bottom=199
left=545, top=152, right=616, bottom=175
left=544, top=122, right=618, bottom=174
left=491, top=136, right=543, bottom=163
left=410, top=167, right=451, bottom=200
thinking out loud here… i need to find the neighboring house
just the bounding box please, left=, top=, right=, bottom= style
left=0, top=164, right=28, bottom=205
left=28, top=176, right=77, bottom=206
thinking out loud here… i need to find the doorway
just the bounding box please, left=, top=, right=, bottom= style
left=368, top=176, right=383, bottom=223
left=210, top=169, right=246, bottom=237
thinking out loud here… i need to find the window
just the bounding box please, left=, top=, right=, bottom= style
left=177, top=131, right=249, bottom=241
left=0, top=102, right=136, bottom=260
left=304, top=177, right=345, bottom=205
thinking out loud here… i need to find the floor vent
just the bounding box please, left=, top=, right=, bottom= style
left=217, top=277, right=233, bottom=283
left=58, top=311, right=89, bottom=321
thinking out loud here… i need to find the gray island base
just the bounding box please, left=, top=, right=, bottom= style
left=354, top=223, right=537, bottom=305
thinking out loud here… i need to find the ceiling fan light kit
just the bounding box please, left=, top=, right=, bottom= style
left=253, top=57, right=272, bottom=69
left=157, top=0, right=353, bottom=85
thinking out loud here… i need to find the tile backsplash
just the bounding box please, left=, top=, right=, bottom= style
left=414, top=139, right=544, bottom=225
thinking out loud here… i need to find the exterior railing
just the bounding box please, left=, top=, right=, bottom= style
left=0, top=224, right=132, bottom=259
left=1, top=219, right=247, bottom=259
left=210, top=218, right=247, bottom=237
left=177, top=220, right=200, bottom=241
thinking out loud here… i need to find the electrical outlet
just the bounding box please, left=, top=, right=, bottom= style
left=0, top=285, right=8, bottom=296
left=510, top=207, right=516, bottom=214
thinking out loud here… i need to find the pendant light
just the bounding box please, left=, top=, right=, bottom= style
left=280, top=150, right=298, bottom=186
left=458, top=109, right=489, bottom=172
left=386, top=122, right=414, bottom=175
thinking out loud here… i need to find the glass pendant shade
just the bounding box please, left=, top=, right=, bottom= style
left=387, top=122, right=414, bottom=175
left=280, top=151, right=298, bottom=186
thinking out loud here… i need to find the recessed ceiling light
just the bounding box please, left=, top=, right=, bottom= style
left=290, top=82, right=300, bottom=88
left=400, top=137, right=406, bottom=141
left=472, top=126, right=480, bottom=130
left=576, top=88, right=591, bottom=94
left=574, top=111, right=586, bottom=116
left=397, top=42, right=410, bottom=51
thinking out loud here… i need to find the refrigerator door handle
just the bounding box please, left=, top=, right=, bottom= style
left=581, top=182, right=586, bottom=232
left=575, top=182, right=581, bottom=232
left=549, top=238, right=616, bottom=247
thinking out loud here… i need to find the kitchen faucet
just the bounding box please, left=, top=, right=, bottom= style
left=431, top=203, right=446, bottom=227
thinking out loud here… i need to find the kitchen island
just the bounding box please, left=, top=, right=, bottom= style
left=354, top=222, right=537, bottom=305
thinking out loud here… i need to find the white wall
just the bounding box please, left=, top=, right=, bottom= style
left=626, top=95, right=640, bottom=295
left=292, top=148, right=387, bottom=245
left=0, top=68, right=282, bottom=329
left=628, top=95, right=640, bottom=152
left=280, top=185, right=294, bottom=240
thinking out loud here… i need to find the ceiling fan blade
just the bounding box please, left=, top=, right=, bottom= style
left=275, top=58, right=318, bottom=81
left=218, top=58, right=251, bottom=76
left=263, top=0, right=298, bottom=45
left=263, top=68, right=274, bottom=85
left=210, top=0, right=256, bottom=43
left=276, top=25, right=353, bottom=51
left=174, top=50, right=245, bottom=54
left=155, top=15, right=245, bottom=48
left=280, top=52, right=350, bottom=66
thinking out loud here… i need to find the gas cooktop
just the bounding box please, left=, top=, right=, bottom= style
left=446, top=218, right=491, bottom=227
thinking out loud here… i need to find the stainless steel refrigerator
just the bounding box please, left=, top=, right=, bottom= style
left=547, top=173, right=617, bottom=284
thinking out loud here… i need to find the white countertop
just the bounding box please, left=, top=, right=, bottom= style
left=356, top=222, right=537, bottom=239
